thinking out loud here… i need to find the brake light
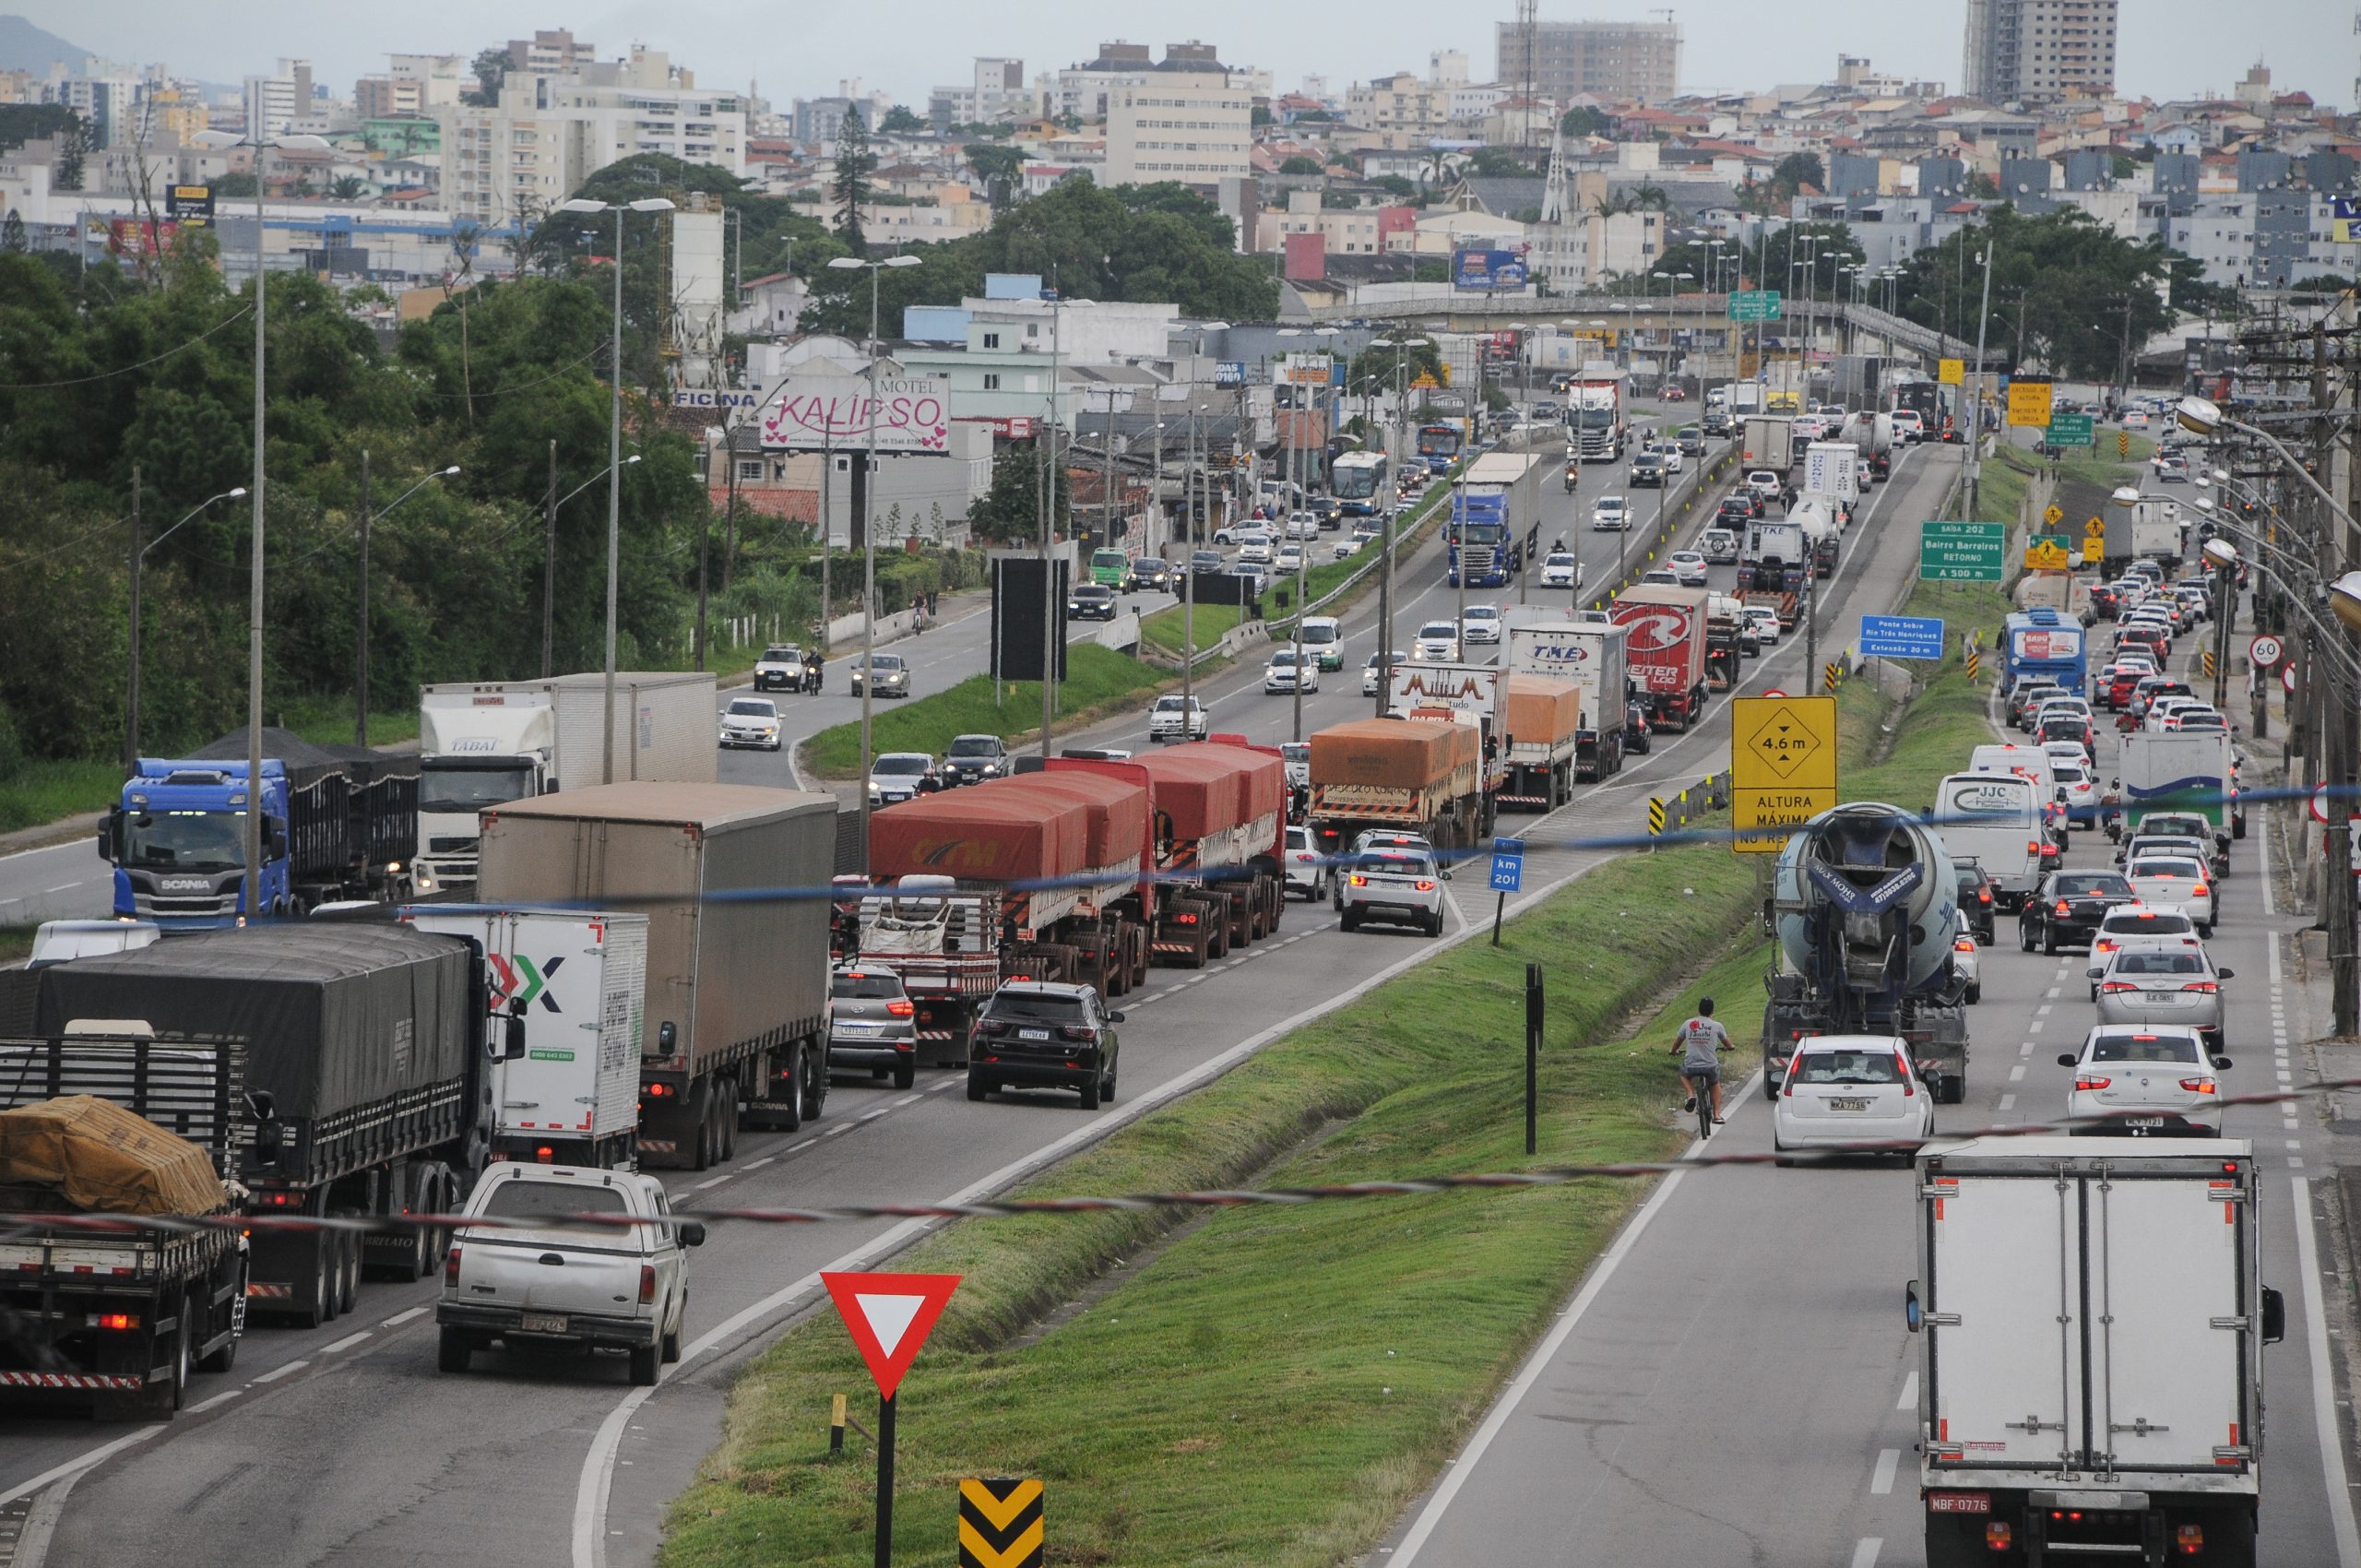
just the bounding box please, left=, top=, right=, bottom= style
left=1349, top=874, right=1369, bottom=886
left=2100, top=980, right=2140, bottom=993
left=96, top=1313, right=139, bottom=1331
left=535, top=1145, right=554, bottom=1163
left=2182, top=980, right=2219, bottom=993
left=2029, top=841, right=2044, bottom=855
left=2076, top=1075, right=2113, bottom=1091
left=646, top=1083, right=671, bottom=1098
left=1415, top=879, right=1436, bottom=892
left=2176, top=1524, right=2204, bottom=1556
left=1898, top=1051, right=1916, bottom=1096
left=2056, top=900, right=2072, bottom=917
left=638, top=1265, right=657, bottom=1305
left=445, top=1245, right=462, bottom=1287
left=1987, top=1523, right=2013, bottom=1550
left=1174, top=911, right=1197, bottom=925
left=1057, top=1025, right=1097, bottom=1042
left=886, top=1000, right=915, bottom=1016
left=2192, top=883, right=2209, bottom=897
left=1955, top=937, right=1975, bottom=953
left=2179, top=1077, right=2218, bottom=1095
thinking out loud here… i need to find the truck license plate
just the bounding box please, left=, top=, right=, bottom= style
left=1827, top=1097, right=1872, bottom=1111
left=1019, top=1028, right=1050, bottom=1041
left=520, top=1313, right=569, bottom=1334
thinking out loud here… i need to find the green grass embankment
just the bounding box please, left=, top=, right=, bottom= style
left=0, top=759, right=123, bottom=835
left=801, top=643, right=1169, bottom=779
left=1138, top=602, right=1243, bottom=661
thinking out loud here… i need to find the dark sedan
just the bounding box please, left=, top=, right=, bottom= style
left=1067, top=584, right=1120, bottom=621
left=1953, top=859, right=1998, bottom=944
left=2017, top=869, right=2137, bottom=954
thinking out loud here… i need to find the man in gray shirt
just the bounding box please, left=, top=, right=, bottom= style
left=1671, top=996, right=1735, bottom=1131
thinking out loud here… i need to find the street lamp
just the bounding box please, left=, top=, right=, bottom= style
left=354, top=458, right=459, bottom=746
left=191, top=126, right=332, bottom=919
left=1174, top=320, right=1232, bottom=728
left=2177, top=396, right=2361, bottom=552
left=1368, top=334, right=1430, bottom=717
left=825, top=253, right=924, bottom=840
left=1276, top=326, right=1339, bottom=741
left=543, top=455, right=641, bottom=677
left=125, top=486, right=245, bottom=770
left=559, top=196, right=678, bottom=786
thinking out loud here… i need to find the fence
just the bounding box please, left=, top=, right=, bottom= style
left=1647, top=770, right=1733, bottom=842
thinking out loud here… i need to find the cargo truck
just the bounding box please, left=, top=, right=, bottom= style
left=0, top=1069, right=249, bottom=1415
left=1501, top=674, right=1584, bottom=809
left=1569, top=364, right=1630, bottom=462
left=1609, top=583, right=1712, bottom=731
left=1387, top=661, right=1507, bottom=807
left=1739, top=518, right=1809, bottom=600
left=402, top=908, right=649, bottom=1168
left=1704, top=593, right=1747, bottom=690
left=100, top=727, right=418, bottom=927
left=1907, top=1137, right=2283, bottom=1568
left=1741, top=414, right=1796, bottom=472
left=1123, top=738, right=1287, bottom=963
left=1802, top=440, right=1861, bottom=505
left=1447, top=452, right=1543, bottom=588
left=1306, top=719, right=1487, bottom=855
left=476, top=784, right=835, bottom=1169
left=2117, top=731, right=2236, bottom=837
left=415, top=672, right=718, bottom=897
left=34, top=923, right=501, bottom=1327
left=1505, top=617, right=1630, bottom=779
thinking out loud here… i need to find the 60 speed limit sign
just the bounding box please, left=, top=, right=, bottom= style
left=2249, top=634, right=2285, bottom=669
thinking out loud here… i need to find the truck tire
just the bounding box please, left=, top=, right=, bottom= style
left=147, top=1292, right=193, bottom=1417
left=297, top=1233, right=338, bottom=1329
left=629, top=1342, right=660, bottom=1386
left=334, top=1223, right=360, bottom=1316
left=718, top=1081, right=738, bottom=1161
left=686, top=1081, right=715, bottom=1171
left=801, top=1047, right=827, bottom=1122
left=437, top=1327, right=472, bottom=1374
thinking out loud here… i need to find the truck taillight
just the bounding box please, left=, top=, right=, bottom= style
left=638, top=1265, right=657, bottom=1305
left=535, top=1145, right=555, bottom=1162
left=445, top=1245, right=461, bottom=1287
left=96, top=1313, right=139, bottom=1331
left=886, top=1000, right=915, bottom=1016
left=2075, top=1075, right=2111, bottom=1091
left=2176, top=1524, right=2204, bottom=1555
left=1987, top=1523, right=2013, bottom=1551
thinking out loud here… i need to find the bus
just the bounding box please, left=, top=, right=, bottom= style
left=2000, top=608, right=2087, bottom=696
left=1330, top=450, right=1391, bottom=516
left=1416, top=423, right=1464, bottom=474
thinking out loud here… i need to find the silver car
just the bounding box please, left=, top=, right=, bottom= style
left=1339, top=848, right=1449, bottom=937
left=867, top=752, right=936, bottom=806
left=850, top=653, right=911, bottom=698
left=2060, top=1024, right=2229, bottom=1136
left=718, top=695, right=783, bottom=751
left=2088, top=943, right=2232, bottom=1050
left=828, top=965, right=919, bottom=1089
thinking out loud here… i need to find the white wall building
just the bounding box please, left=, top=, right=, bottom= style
left=1105, top=53, right=1252, bottom=187
left=243, top=60, right=311, bottom=139
left=388, top=53, right=469, bottom=110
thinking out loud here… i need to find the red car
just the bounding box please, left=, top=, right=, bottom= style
left=1660, top=385, right=1687, bottom=401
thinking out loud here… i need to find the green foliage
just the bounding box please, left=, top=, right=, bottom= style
left=833, top=109, right=874, bottom=252
left=2288, top=273, right=2356, bottom=297
left=1370, top=173, right=1418, bottom=202
left=0, top=103, right=77, bottom=154
left=1278, top=155, right=1324, bottom=176
left=878, top=105, right=925, bottom=135
left=965, top=439, right=1067, bottom=547
left=1773, top=151, right=1825, bottom=191
left=1251, top=104, right=1273, bottom=127
left=1560, top=105, right=1610, bottom=138
left=212, top=172, right=256, bottom=197
left=1890, top=207, right=2176, bottom=380
left=964, top=143, right=1024, bottom=183
left=466, top=46, right=506, bottom=106
left=1464, top=146, right=1532, bottom=179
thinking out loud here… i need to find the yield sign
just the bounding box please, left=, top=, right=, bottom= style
left=822, top=1270, right=962, bottom=1399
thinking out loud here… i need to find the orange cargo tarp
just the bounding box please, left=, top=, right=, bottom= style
left=0, top=1095, right=226, bottom=1217
left=868, top=781, right=1088, bottom=884
left=1009, top=769, right=1151, bottom=869
left=1308, top=719, right=1477, bottom=792
left=1201, top=736, right=1287, bottom=827
left=1130, top=749, right=1241, bottom=842
left=1505, top=674, right=1584, bottom=747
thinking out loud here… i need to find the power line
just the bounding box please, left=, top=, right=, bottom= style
left=0, top=303, right=252, bottom=390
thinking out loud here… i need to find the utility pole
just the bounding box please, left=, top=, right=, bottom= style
left=2313, top=321, right=2357, bottom=1036
left=819, top=424, right=834, bottom=656
left=541, top=440, right=557, bottom=678
left=1039, top=295, right=1061, bottom=757
left=355, top=448, right=372, bottom=745
left=1965, top=237, right=1996, bottom=517
left=124, top=465, right=142, bottom=775
left=1181, top=391, right=1197, bottom=723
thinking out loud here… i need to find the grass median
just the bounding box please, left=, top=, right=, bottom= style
left=801, top=643, right=1170, bottom=779
left=0, top=758, right=122, bottom=836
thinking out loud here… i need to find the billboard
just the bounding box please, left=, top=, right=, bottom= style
left=757, top=374, right=952, bottom=453
left=1453, top=247, right=1527, bottom=291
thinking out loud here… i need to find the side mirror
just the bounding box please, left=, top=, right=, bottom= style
left=2058, top=1053, right=2079, bottom=1067
left=98, top=807, right=120, bottom=862
left=2213, top=1056, right=2233, bottom=1071
left=1904, top=1281, right=1922, bottom=1334
left=267, top=820, right=289, bottom=858
left=2086, top=967, right=2105, bottom=980
left=2261, top=1286, right=2285, bottom=1344
left=678, top=1220, right=708, bottom=1248
left=1442, top=870, right=1454, bottom=881
left=1106, top=1010, right=1126, bottom=1024
left=502, top=1004, right=528, bottom=1062
left=2216, top=968, right=2235, bottom=980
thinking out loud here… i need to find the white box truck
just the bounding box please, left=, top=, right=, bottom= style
left=404, top=908, right=649, bottom=1169
left=1908, top=1137, right=2283, bottom=1568
left=1505, top=616, right=1630, bottom=779
left=416, top=672, right=718, bottom=896
left=1803, top=440, right=1861, bottom=505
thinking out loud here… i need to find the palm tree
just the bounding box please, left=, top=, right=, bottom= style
left=329, top=175, right=366, bottom=202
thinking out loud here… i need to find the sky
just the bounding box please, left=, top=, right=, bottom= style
left=20, top=0, right=2354, bottom=110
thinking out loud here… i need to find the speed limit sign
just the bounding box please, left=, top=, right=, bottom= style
left=2249, top=634, right=2284, bottom=669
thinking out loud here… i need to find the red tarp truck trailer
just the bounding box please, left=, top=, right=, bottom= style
left=1609, top=583, right=1712, bottom=731
left=1501, top=674, right=1584, bottom=810
left=1306, top=719, right=1485, bottom=856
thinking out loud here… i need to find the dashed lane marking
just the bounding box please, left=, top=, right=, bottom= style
left=1870, top=1449, right=1901, bottom=1495
left=251, top=1360, right=307, bottom=1385
left=1898, top=1371, right=1916, bottom=1409
left=381, top=1306, right=427, bottom=1329
left=1998, top=1094, right=2017, bottom=1111
left=319, top=1332, right=371, bottom=1356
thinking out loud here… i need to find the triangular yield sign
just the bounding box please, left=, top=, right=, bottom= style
left=822, top=1270, right=962, bottom=1399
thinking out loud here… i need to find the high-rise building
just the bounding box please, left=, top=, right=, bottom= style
left=506, top=30, right=598, bottom=75
left=1104, top=44, right=1251, bottom=188
left=1962, top=0, right=2118, bottom=104
left=243, top=58, right=312, bottom=137
left=929, top=57, right=1034, bottom=125
left=1494, top=18, right=1680, bottom=108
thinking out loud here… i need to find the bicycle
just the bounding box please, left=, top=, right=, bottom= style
left=1679, top=1065, right=1714, bottom=1142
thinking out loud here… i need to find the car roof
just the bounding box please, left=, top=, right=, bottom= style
left=992, top=980, right=1093, bottom=1000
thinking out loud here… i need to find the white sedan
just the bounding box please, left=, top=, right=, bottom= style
left=1461, top=605, right=1502, bottom=645
left=1363, top=649, right=1404, bottom=696
left=2125, top=854, right=2214, bottom=933
left=1666, top=551, right=1709, bottom=588
left=1771, top=1033, right=1933, bottom=1159
left=718, top=695, right=783, bottom=751
left=1952, top=934, right=1980, bottom=1004
left=1283, top=825, right=1327, bottom=900
left=1592, top=495, right=1631, bottom=531
left=1540, top=551, right=1583, bottom=588
left=2060, top=1024, right=2226, bottom=1136
left=1263, top=648, right=1320, bottom=695
left=1413, top=621, right=1460, bottom=662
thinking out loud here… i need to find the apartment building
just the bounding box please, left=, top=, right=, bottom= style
left=243, top=60, right=311, bottom=139
left=1962, top=0, right=2118, bottom=105
left=507, top=31, right=597, bottom=75
left=355, top=76, right=424, bottom=122
left=388, top=53, right=469, bottom=109
left=930, top=57, right=1034, bottom=125
left=1104, top=46, right=1251, bottom=187
left=1054, top=42, right=1153, bottom=124
left=1345, top=72, right=1443, bottom=150
left=1497, top=19, right=1681, bottom=109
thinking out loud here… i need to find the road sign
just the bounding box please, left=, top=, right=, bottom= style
left=1762, top=687, right=1787, bottom=698
left=1860, top=614, right=1946, bottom=659
left=959, top=1478, right=1045, bottom=1568
left=1732, top=695, right=1837, bottom=852
left=2006, top=378, right=2054, bottom=428
left=1964, top=647, right=1981, bottom=682
left=1823, top=661, right=1844, bottom=690
left=824, top=1271, right=962, bottom=1398
left=2025, top=535, right=2073, bottom=571
left=2284, top=664, right=2300, bottom=694
left=1938, top=358, right=1964, bottom=385
left=1919, top=519, right=2007, bottom=582
left=2249, top=634, right=2284, bottom=669
left=2083, top=514, right=2106, bottom=536
left=1489, top=837, right=1525, bottom=893
left=1727, top=290, right=1782, bottom=322
left=2118, top=430, right=2130, bottom=457
left=2043, top=504, right=2063, bottom=527
left=2082, top=536, right=2104, bottom=565
left=2047, top=413, right=2094, bottom=446
left=1647, top=798, right=1667, bottom=837
left=2313, top=785, right=2332, bottom=825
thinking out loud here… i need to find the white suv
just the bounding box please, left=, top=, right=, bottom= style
left=1148, top=695, right=1208, bottom=742
left=1283, top=825, right=1327, bottom=900
left=1339, top=847, right=1449, bottom=936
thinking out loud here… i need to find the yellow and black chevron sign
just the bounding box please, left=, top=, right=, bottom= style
left=1647, top=797, right=1666, bottom=837
left=958, top=1476, right=1043, bottom=1568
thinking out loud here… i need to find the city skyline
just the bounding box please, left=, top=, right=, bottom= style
left=14, top=0, right=2347, bottom=112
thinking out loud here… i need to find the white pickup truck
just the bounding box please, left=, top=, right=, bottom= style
left=436, top=1164, right=706, bottom=1386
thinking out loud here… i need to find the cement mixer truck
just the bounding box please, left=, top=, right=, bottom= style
left=1760, top=802, right=1972, bottom=1104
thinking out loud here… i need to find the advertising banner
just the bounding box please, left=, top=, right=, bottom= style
left=1453, top=248, right=1527, bottom=291
left=758, top=374, right=952, bottom=453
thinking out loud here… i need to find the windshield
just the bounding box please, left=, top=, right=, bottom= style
left=2105, top=912, right=2193, bottom=935
left=420, top=760, right=537, bottom=815
left=121, top=809, right=246, bottom=872
left=948, top=737, right=999, bottom=757
left=1417, top=427, right=1463, bottom=457
left=1282, top=742, right=1310, bottom=765
left=832, top=971, right=906, bottom=999
left=873, top=756, right=929, bottom=776
left=1332, top=459, right=1384, bottom=499
left=869, top=656, right=904, bottom=671
left=2132, top=859, right=2206, bottom=880
left=1300, top=623, right=1337, bottom=645
left=1154, top=697, right=1187, bottom=713
left=1418, top=623, right=1454, bottom=639
left=727, top=699, right=776, bottom=718
left=761, top=647, right=800, bottom=663
left=2112, top=951, right=2204, bottom=977
left=1093, top=551, right=1126, bottom=568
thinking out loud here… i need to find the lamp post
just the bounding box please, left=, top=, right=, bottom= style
left=1176, top=322, right=1232, bottom=729
left=355, top=458, right=458, bottom=745
left=1369, top=334, right=1430, bottom=716
left=1277, top=326, right=1338, bottom=742
left=825, top=253, right=924, bottom=840
left=544, top=455, right=641, bottom=678
left=559, top=196, right=678, bottom=786
left=1965, top=240, right=1997, bottom=517
left=126, top=482, right=246, bottom=771
left=191, top=126, right=332, bottom=919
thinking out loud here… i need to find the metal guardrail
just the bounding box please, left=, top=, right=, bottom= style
left=1648, top=770, right=1734, bottom=841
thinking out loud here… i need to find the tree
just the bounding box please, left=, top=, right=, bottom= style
left=1349, top=339, right=1443, bottom=391
left=879, top=105, right=925, bottom=135
left=214, top=172, right=257, bottom=197
left=2288, top=273, right=2356, bottom=296
left=466, top=47, right=508, bottom=107
left=1251, top=104, right=1273, bottom=127
left=1888, top=207, right=2174, bottom=379
left=0, top=210, right=23, bottom=253
left=1560, top=106, right=1609, bottom=138
left=1772, top=152, right=1825, bottom=193
left=1370, top=174, right=1418, bottom=202
left=833, top=109, right=874, bottom=252
left=1278, top=155, right=1325, bottom=176
left=966, top=142, right=1026, bottom=186
left=53, top=116, right=85, bottom=193
left=1967, top=171, right=1999, bottom=199
left=329, top=175, right=366, bottom=202
left=965, top=439, right=1066, bottom=546
left=1465, top=147, right=1531, bottom=179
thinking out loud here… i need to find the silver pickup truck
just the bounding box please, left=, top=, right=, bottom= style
left=436, top=1164, right=705, bottom=1386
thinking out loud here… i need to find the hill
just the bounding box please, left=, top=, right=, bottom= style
left=0, top=14, right=90, bottom=74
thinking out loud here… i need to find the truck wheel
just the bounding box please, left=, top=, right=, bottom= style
left=802, top=1047, right=827, bottom=1121
left=438, top=1327, right=472, bottom=1374
left=776, top=1054, right=803, bottom=1134
left=334, top=1222, right=360, bottom=1315
left=629, top=1342, right=661, bottom=1386
left=718, top=1082, right=739, bottom=1160
left=147, top=1292, right=193, bottom=1416
left=297, top=1234, right=337, bottom=1329
left=662, top=1293, right=685, bottom=1363
left=686, top=1082, right=715, bottom=1171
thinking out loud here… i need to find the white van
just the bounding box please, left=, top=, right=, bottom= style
left=1968, top=741, right=2059, bottom=805
left=1932, top=772, right=2047, bottom=906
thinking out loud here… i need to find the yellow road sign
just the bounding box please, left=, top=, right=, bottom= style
left=1648, top=797, right=1666, bottom=837
left=2082, top=536, right=2104, bottom=564
left=1938, top=358, right=1964, bottom=385
left=1964, top=647, right=1981, bottom=683
left=2006, top=379, right=2055, bottom=428
left=2083, top=514, right=2106, bottom=536
left=2118, top=430, right=2130, bottom=457
left=2043, top=504, right=2063, bottom=527
left=959, top=1478, right=1045, bottom=1568
left=2023, top=540, right=2074, bottom=571
left=1732, top=695, right=1837, bottom=853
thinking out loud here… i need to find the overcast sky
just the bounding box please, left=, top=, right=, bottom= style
left=22, top=1, right=2350, bottom=109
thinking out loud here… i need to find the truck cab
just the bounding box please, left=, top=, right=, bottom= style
left=101, top=760, right=291, bottom=927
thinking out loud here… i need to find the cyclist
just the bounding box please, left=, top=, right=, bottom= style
left=1671, top=997, right=1736, bottom=1131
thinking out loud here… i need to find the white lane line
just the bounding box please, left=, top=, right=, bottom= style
left=2269, top=929, right=2283, bottom=985
left=40, top=882, right=77, bottom=894
left=2291, top=1156, right=2306, bottom=1170
left=2261, top=819, right=2277, bottom=917
left=1898, top=1371, right=1917, bottom=1410
left=2027, top=1020, right=2044, bottom=1032
left=2019, top=1043, right=2033, bottom=1056
left=380, top=1306, right=428, bottom=1328
left=320, top=1331, right=371, bottom=1356
left=1851, top=1538, right=1883, bottom=1568
left=184, top=1388, right=244, bottom=1414
left=742, top=1156, right=776, bottom=1170
left=858, top=1108, right=891, bottom=1123
left=693, top=1175, right=730, bottom=1191
left=2292, top=1177, right=2361, bottom=1568
left=251, top=1359, right=308, bottom=1384
left=0, top=1426, right=160, bottom=1510
left=1999, top=1094, right=2017, bottom=1111
left=2288, top=1139, right=2304, bottom=1150
left=2009, top=1065, right=2026, bottom=1083
left=893, top=1096, right=921, bottom=1108
left=788, top=1138, right=817, bottom=1152
left=821, top=1123, right=849, bottom=1136
left=1870, top=1448, right=1901, bottom=1495
left=2046, top=986, right=2061, bottom=999
left=2035, top=1004, right=2051, bottom=1016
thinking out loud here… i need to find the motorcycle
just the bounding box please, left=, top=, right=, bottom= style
left=1563, top=464, right=1580, bottom=493
left=802, top=660, right=824, bottom=695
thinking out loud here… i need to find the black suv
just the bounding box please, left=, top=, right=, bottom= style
left=1952, top=859, right=1998, bottom=944
left=2017, top=869, right=2136, bottom=954
left=967, top=981, right=1123, bottom=1109
left=942, top=733, right=1011, bottom=786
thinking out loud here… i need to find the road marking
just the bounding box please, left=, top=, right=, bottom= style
left=1998, top=1094, right=2017, bottom=1111
left=893, top=1096, right=921, bottom=1108
left=0, top=1427, right=160, bottom=1511
left=2046, top=986, right=2060, bottom=999
left=2291, top=1178, right=2361, bottom=1567
left=822, top=1124, right=849, bottom=1136
left=1898, top=1371, right=1916, bottom=1409
left=2019, top=1042, right=2033, bottom=1055
left=788, top=1139, right=816, bottom=1152
left=1870, top=1448, right=1901, bottom=1495
left=319, top=1331, right=371, bottom=1356
left=251, top=1360, right=307, bottom=1384
left=184, top=1388, right=243, bottom=1414
left=693, top=1175, right=731, bottom=1191
left=2026, top=1019, right=2043, bottom=1032
left=40, top=883, right=76, bottom=895
left=2289, top=1139, right=2304, bottom=1150
left=1851, top=1538, right=1882, bottom=1568
left=2035, top=1004, right=2051, bottom=1016
left=2261, top=817, right=2277, bottom=917
left=380, top=1306, right=427, bottom=1328
left=859, top=1108, right=891, bottom=1123
left=2009, top=1065, right=2026, bottom=1083
left=742, top=1156, right=776, bottom=1170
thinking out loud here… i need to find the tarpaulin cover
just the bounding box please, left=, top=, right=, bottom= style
left=1505, top=675, right=1585, bottom=746
left=1308, top=719, right=1477, bottom=791
left=0, top=1095, right=226, bottom=1217
left=35, top=923, right=471, bottom=1122
left=1019, top=768, right=1151, bottom=869
left=869, top=779, right=1088, bottom=884
left=1200, top=736, right=1287, bottom=827
left=1129, top=749, right=1240, bottom=843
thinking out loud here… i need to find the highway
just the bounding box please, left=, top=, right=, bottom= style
left=0, top=423, right=1964, bottom=1568
left=0, top=837, right=111, bottom=927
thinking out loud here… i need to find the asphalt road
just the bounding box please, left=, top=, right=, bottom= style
left=0, top=838, right=111, bottom=927
left=1, top=421, right=1960, bottom=1568
left=1375, top=576, right=2361, bottom=1567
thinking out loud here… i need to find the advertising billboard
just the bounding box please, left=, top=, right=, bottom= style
left=1452, top=248, right=1527, bottom=291
left=757, top=374, right=952, bottom=453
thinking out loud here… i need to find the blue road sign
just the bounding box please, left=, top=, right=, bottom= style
left=1860, top=614, right=1947, bottom=660
left=1489, top=837, right=1525, bottom=893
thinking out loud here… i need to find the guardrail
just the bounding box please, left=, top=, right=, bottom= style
left=1586, top=436, right=1743, bottom=611
left=1648, top=770, right=1734, bottom=842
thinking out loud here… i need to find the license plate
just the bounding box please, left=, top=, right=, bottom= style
left=520, top=1313, right=568, bottom=1334
left=1019, top=1028, right=1050, bottom=1041
left=2144, top=992, right=2177, bottom=1003
left=2123, top=1116, right=2166, bottom=1128
left=1827, top=1097, right=1872, bottom=1111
